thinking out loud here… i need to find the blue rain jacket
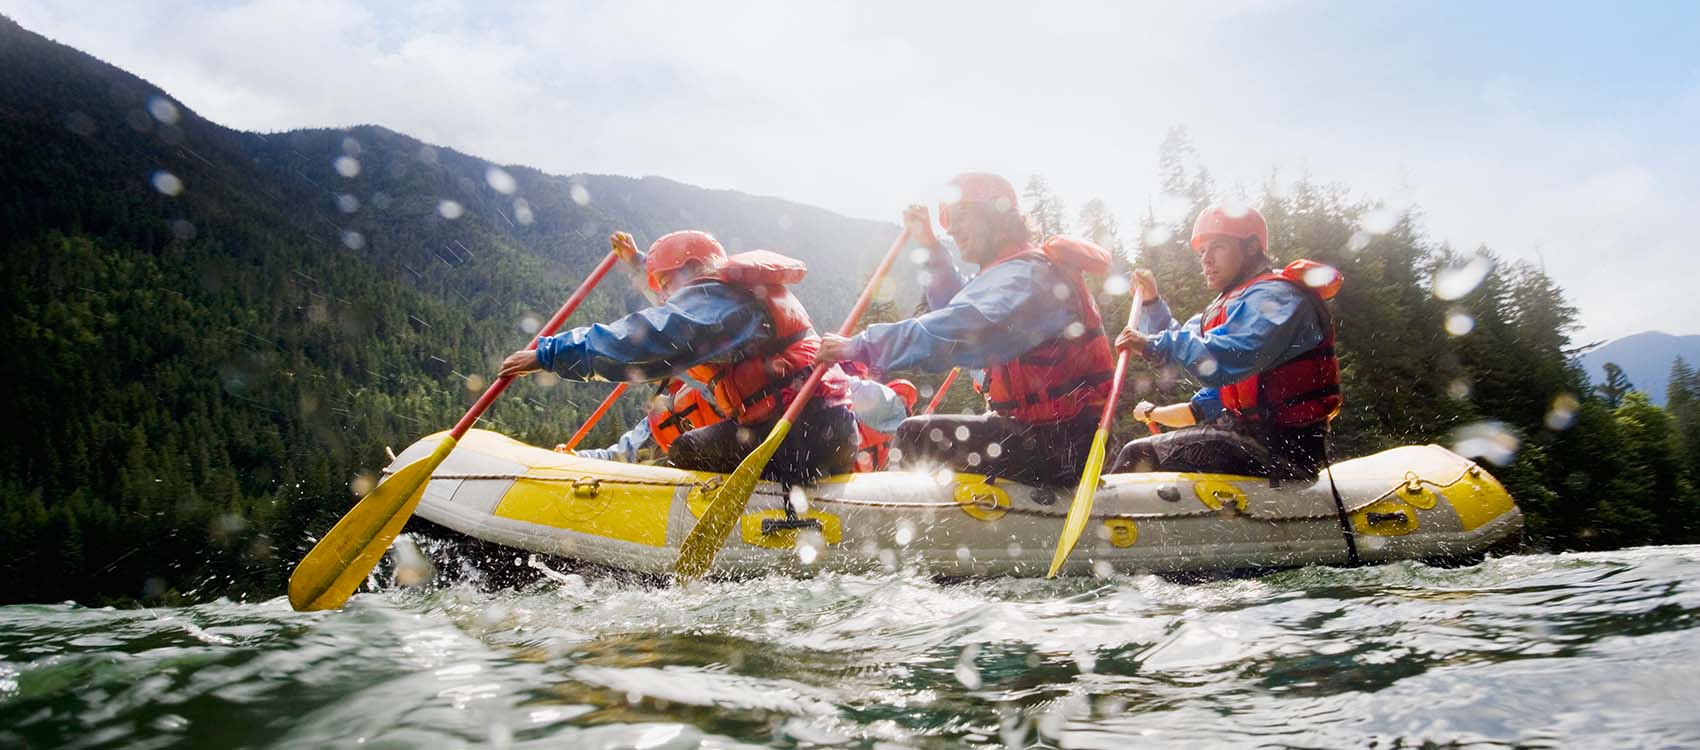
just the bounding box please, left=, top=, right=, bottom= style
left=1134, top=278, right=1327, bottom=422
left=847, top=237, right=1080, bottom=374
left=535, top=280, right=771, bottom=383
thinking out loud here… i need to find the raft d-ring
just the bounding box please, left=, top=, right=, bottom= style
left=1194, top=479, right=1247, bottom=512
left=1103, top=518, right=1138, bottom=548
left=572, top=477, right=602, bottom=498
left=953, top=480, right=1010, bottom=521
left=1402, top=471, right=1423, bottom=494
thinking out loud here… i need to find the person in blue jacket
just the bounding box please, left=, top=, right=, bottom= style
left=1110, top=203, right=1343, bottom=480
left=498, top=231, right=857, bottom=484
left=818, top=173, right=1116, bottom=486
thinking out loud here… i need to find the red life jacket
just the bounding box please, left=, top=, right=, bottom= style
left=1202, top=259, right=1343, bottom=428
left=982, top=236, right=1117, bottom=424
left=647, top=380, right=726, bottom=452
left=854, top=421, right=891, bottom=472
left=683, top=250, right=850, bottom=424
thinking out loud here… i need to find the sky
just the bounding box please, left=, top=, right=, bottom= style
left=5, top=0, right=1697, bottom=344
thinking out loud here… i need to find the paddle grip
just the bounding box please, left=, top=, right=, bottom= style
left=451, top=250, right=622, bottom=440
left=777, top=229, right=911, bottom=426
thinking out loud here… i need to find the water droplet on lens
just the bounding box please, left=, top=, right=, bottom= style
left=1449, top=420, right=1519, bottom=466
left=1102, top=275, right=1130, bottom=296
left=1434, top=253, right=1494, bottom=301
left=1445, top=309, right=1475, bottom=336
left=486, top=166, right=517, bottom=195
left=954, top=425, right=971, bottom=441
left=334, top=156, right=361, bottom=178
left=570, top=184, right=590, bottom=206
left=341, top=230, right=364, bottom=249
left=1359, top=205, right=1400, bottom=235
left=146, top=95, right=179, bottom=125
left=513, top=198, right=534, bottom=225
left=894, top=520, right=915, bottom=546
left=336, top=194, right=359, bottom=213
left=438, top=200, right=464, bottom=220
left=1545, top=392, right=1579, bottom=431
left=151, top=170, right=183, bottom=196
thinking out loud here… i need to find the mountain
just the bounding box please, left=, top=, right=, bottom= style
left=0, top=14, right=900, bottom=603
left=1577, top=331, right=1700, bottom=406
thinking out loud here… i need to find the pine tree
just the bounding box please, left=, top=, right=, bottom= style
left=1599, top=362, right=1634, bottom=408
left=1022, top=175, right=1068, bottom=239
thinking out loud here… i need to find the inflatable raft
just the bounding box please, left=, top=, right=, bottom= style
left=390, top=429, right=1522, bottom=577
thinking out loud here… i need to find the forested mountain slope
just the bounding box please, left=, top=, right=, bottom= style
left=0, top=15, right=897, bottom=603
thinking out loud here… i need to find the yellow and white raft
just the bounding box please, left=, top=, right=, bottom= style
left=389, top=429, right=1522, bottom=577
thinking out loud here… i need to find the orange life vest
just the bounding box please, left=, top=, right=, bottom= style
left=854, top=421, right=892, bottom=472
left=647, top=380, right=726, bottom=452
left=1202, top=259, right=1343, bottom=428
left=683, top=250, right=850, bottom=424
left=982, top=236, right=1117, bottom=425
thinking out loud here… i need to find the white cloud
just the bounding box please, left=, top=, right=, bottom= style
left=3, top=0, right=1693, bottom=342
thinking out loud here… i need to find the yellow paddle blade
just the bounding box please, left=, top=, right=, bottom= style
left=671, top=419, right=793, bottom=581
left=288, top=436, right=458, bottom=611
left=1046, top=427, right=1111, bottom=578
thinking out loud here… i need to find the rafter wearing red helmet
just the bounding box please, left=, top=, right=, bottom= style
left=498, top=230, right=856, bottom=484
left=1110, top=202, right=1343, bottom=481
left=817, top=173, right=1117, bottom=487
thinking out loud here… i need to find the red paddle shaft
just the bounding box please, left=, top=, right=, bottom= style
left=563, top=382, right=629, bottom=450
left=924, top=368, right=960, bottom=415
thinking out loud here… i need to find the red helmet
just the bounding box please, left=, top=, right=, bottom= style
left=885, top=379, right=919, bottom=411
left=645, top=230, right=725, bottom=292
left=1190, top=203, right=1268, bottom=254
left=939, top=172, right=1019, bottom=231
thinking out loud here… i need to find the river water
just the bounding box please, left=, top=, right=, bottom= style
left=4, top=545, right=1699, bottom=749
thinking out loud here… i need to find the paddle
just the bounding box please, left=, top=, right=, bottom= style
left=923, top=368, right=960, bottom=415
left=562, top=383, right=629, bottom=451
left=672, top=228, right=912, bottom=581
left=1046, top=283, right=1147, bottom=578
left=288, top=249, right=623, bottom=611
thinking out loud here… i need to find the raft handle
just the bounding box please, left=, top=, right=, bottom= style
left=1157, top=485, right=1181, bottom=502
left=1365, top=511, right=1408, bottom=526
left=572, top=478, right=602, bottom=498
left=761, top=517, right=823, bottom=534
